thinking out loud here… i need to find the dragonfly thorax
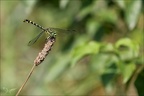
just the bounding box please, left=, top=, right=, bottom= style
left=45, top=28, right=57, bottom=38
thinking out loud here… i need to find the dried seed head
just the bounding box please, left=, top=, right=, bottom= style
left=34, top=36, right=55, bottom=66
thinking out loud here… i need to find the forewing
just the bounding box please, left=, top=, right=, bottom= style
left=50, top=28, right=76, bottom=34
left=28, top=31, right=44, bottom=46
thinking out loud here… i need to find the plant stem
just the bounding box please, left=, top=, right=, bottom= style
left=16, top=64, right=36, bottom=96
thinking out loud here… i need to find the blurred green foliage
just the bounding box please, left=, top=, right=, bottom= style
left=1, top=0, right=143, bottom=95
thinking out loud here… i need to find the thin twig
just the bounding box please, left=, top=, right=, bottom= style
left=16, top=64, right=36, bottom=96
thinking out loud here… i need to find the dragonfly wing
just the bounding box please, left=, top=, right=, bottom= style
left=28, top=31, right=44, bottom=46
left=50, top=28, right=76, bottom=34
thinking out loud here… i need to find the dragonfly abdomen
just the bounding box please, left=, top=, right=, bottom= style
left=23, top=19, right=45, bottom=30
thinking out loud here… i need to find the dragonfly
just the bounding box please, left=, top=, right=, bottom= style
left=23, top=19, right=76, bottom=46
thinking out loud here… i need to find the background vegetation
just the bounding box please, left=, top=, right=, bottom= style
left=1, top=0, right=143, bottom=95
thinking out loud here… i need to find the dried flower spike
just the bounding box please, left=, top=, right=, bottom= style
left=34, top=36, right=56, bottom=66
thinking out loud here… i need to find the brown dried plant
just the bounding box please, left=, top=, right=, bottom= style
left=16, top=36, right=56, bottom=96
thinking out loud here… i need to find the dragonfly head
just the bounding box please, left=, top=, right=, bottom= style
left=50, top=32, right=57, bottom=38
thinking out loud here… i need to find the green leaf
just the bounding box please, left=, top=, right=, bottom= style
left=125, top=0, right=142, bottom=30
left=76, top=6, right=92, bottom=20
left=115, top=38, right=139, bottom=61
left=86, top=19, right=100, bottom=37
left=115, top=38, right=134, bottom=48
left=119, top=62, right=136, bottom=83
left=115, top=0, right=125, bottom=9
left=59, top=0, right=69, bottom=9
left=71, top=41, right=101, bottom=67
left=90, top=53, right=118, bottom=75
